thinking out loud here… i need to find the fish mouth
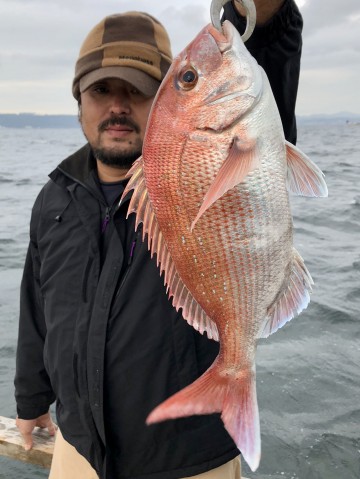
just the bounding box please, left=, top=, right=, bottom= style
left=207, top=21, right=233, bottom=53
left=202, top=24, right=243, bottom=107
left=203, top=21, right=260, bottom=107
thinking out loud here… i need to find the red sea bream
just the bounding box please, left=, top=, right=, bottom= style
left=122, top=20, right=328, bottom=471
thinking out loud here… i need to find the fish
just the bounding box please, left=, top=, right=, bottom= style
left=121, top=20, right=328, bottom=472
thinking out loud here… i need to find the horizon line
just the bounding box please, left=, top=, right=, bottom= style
left=1, top=111, right=360, bottom=118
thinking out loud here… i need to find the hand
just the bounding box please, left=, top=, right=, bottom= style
left=16, top=412, right=57, bottom=451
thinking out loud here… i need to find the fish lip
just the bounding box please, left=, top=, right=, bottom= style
left=201, top=22, right=240, bottom=107
left=203, top=21, right=262, bottom=108
left=207, top=21, right=233, bottom=53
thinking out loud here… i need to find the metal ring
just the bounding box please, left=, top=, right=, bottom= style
left=210, top=0, right=256, bottom=41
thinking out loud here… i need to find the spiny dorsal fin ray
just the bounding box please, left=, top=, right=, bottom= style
left=258, top=248, right=314, bottom=338
left=121, top=158, right=219, bottom=342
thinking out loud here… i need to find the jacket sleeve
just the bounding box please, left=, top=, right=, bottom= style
left=14, top=189, right=56, bottom=419
left=222, top=0, right=303, bottom=144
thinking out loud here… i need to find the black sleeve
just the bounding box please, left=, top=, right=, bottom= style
left=223, top=0, right=303, bottom=144
left=14, top=190, right=56, bottom=419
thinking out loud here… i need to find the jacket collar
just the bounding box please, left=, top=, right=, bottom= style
left=48, top=143, right=108, bottom=205
left=50, top=143, right=95, bottom=184
left=49, top=143, right=131, bottom=206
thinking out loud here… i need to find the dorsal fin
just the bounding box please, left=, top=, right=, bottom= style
left=285, top=141, right=328, bottom=197
left=121, top=158, right=219, bottom=341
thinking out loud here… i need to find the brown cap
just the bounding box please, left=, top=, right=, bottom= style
left=72, top=11, right=173, bottom=100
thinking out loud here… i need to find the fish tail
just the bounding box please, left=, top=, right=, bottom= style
left=146, top=364, right=261, bottom=472
left=221, top=369, right=261, bottom=472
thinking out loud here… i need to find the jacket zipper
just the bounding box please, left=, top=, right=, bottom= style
left=128, top=236, right=138, bottom=266
left=115, top=233, right=139, bottom=297
left=101, top=206, right=111, bottom=234
left=59, top=166, right=135, bottom=297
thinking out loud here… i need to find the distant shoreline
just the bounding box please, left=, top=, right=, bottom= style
left=0, top=114, right=79, bottom=129
left=1, top=112, right=360, bottom=129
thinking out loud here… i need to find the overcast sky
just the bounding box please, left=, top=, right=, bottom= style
left=1, top=0, right=359, bottom=116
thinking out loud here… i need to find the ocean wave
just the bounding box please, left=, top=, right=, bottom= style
left=351, top=195, right=360, bottom=207
left=346, top=287, right=360, bottom=302
left=15, top=178, right=31, bottom=186
left=0, top=238, right=16, bottom=245
left=309, top=302, right=357, bottom=324
left=295, top=215, right=360, bottom=234
left=0, top=345, right=15, bottom=358
left=352, top=260, right=360, bottom=270
left=300, top=434, right=360, bottom=479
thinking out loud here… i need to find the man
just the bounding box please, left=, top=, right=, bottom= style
left=14, top=1, right=303, bottom=478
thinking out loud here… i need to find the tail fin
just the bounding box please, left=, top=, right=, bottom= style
left=146, top=365, right=261, bottom=472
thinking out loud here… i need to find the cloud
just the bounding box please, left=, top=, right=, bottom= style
left=0, top=0, right=210, bottom=113
left=156, top=5, right=209, bottom=54
left=300, top=0, right=360, bottom=35
left=0, top=0, right=359, bottom=114
left=295, top=0, right=360, bottom=114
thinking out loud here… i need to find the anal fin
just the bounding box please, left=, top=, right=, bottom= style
left=259, top=248, right=314, bottom=338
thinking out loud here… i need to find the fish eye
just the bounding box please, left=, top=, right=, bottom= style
left=177, top=66, right=198, bottom=90
left=183, top=70, right=196, bottom=83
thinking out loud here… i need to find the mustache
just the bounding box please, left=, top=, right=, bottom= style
left=98, top=116, right=140, bottom=134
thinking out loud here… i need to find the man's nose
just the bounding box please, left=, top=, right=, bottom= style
left=110, top=92, right=131, bottom=115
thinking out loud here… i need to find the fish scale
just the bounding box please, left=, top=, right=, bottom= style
left=122, top=20, right=327, bottom=472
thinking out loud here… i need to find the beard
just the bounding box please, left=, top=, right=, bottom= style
left=92, top=145, right=142, bottom=169
left=81, top=114, right=143, bottom=169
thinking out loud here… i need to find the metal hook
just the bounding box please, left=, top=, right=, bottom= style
left=210, top=0, right=256, bottom=41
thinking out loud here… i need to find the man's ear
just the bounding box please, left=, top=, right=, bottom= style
left=78, top=101, right=82, bottom=122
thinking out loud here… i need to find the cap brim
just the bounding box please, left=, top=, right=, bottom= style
left=79, top=66, right=160, bottom=97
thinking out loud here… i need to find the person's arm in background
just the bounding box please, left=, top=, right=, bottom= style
left=232, top=0, right=286, bottom=25
left=14, top=190, right=57, bottom=450
left=223, top=0, right=303, bottom=144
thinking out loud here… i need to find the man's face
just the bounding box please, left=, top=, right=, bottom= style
left=79, top=77, right=154, bottom=169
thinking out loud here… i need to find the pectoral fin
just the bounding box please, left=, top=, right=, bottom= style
left=285, top=141, right=328, bottom=197
left=191, top=137, right=259, bottom=230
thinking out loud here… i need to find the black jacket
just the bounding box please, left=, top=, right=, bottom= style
left=15, top=2, right=303, bottom=478
left=223, top=0, right=303, bottom=144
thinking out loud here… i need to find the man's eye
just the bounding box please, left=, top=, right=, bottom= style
left=93, top=85, right=108, bottom=94
left=130, top=88, right=140, bottom=95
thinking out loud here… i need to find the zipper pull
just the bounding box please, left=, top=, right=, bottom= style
left=101, top=206, right=111, bottom=234
left=128, top=236, right=138, bottom=265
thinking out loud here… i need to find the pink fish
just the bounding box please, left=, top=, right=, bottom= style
left=122, top=20, right=327, bottom=471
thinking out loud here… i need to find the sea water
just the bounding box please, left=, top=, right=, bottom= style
left=0, top=123, right=359, bottom=478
